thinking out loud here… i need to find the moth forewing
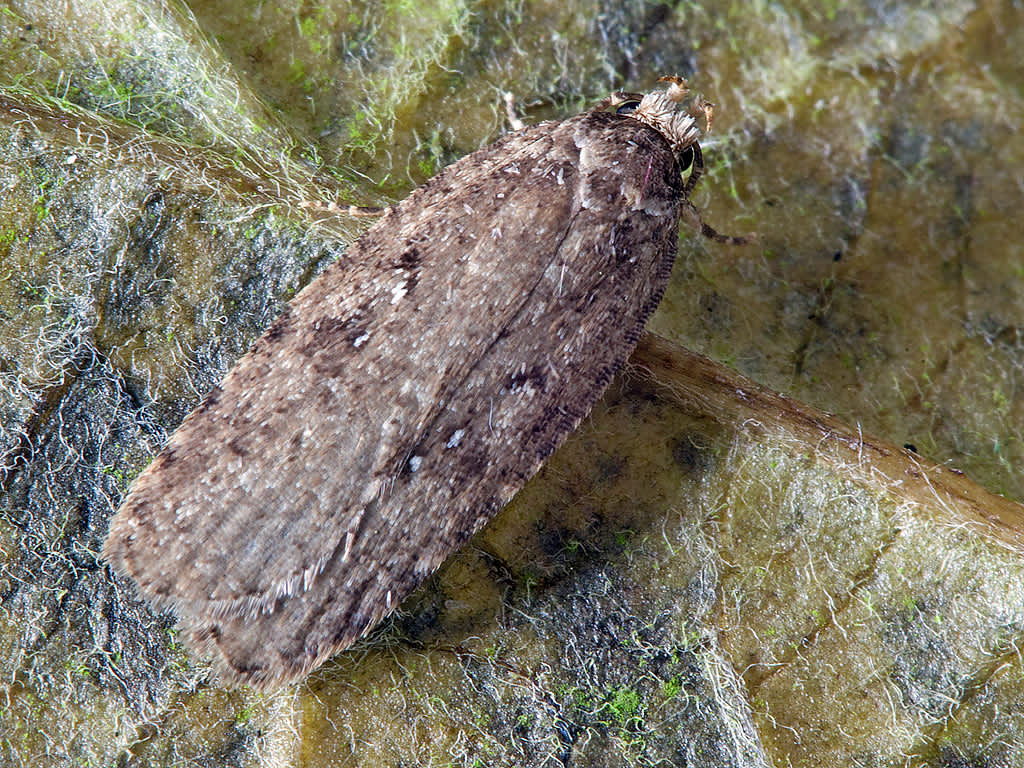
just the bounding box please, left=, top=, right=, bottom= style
left=105, top=83, right=709, bottom=688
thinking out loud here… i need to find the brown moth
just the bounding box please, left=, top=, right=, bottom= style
left=104, top=77, right=740, bottom=688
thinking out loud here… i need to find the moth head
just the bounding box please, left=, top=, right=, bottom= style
left=604, top=77, right=700, bottom=150
left=598, top=78, right=753, bottom=244
left=600, top=76, right=710, bottom=178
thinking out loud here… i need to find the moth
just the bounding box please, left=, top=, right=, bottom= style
left=104, top=77, right=742, bottom=688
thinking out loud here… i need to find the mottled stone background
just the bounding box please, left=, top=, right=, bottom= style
left=1, top=0, right=1023, bottom=766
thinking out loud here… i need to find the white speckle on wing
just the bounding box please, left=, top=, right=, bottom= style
left=446, top=429, right=465, bottom=449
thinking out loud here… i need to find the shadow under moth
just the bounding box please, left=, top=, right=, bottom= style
left=104, top=76, right=743, bottom=688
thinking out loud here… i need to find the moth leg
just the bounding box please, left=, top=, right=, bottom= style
left=299, top=199, right=387, bottom=217
left=503, top=92, right=526, bottom=131
left=700, top=220, right=753, bottom=245
left=693, top=96, right=714, bottom=134
left=681, top=199, right=754, bottom=245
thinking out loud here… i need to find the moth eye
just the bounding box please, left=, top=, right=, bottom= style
left=616, top=100, right=641, bottom=115
left=679, top=145, right=695, bottom=172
